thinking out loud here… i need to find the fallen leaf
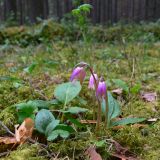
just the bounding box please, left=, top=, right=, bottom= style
left=80, top=120, right=97, bottom=124
left=147, top=118, right=158, bottom=122
left=5, top=62, right=16, bottom=68
left=85, top=146, right=102, bottom=160
left=0, top=137, right=17, bottom=144
left=109, top=140, right=137, bottom=160
left=15, top=118, right=34, bottom=144
left=141, top=92, right=157, bottom=102
left=0, top=118, right=34, bottom=145
left=112, top=88, right=123, bottom=95
left=111, top=153, right=137, bottom=160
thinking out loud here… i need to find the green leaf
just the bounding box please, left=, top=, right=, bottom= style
left=94, top=140, right=106, bottom=147
left=35, top=109, right=55, bottom=134
left=16, top=101, right=38, bottom=123
left=130, top=83, right=141, bottom=94
left=54, top=81, right=81, bottom=105
left=45, top=120, right=60, bottom=136
left=112, top=79, right=129, bottom=93
left=24, top=63, right=37, bottom=73
left=108, top=92, right=121, bottom=119
left=64, top=114, right=84, bottom=128
left=101, top=92, right=121, bottom=127
left=47, top=130, right=70, bottom=141
left=61, top=107, right=88, bottom=114
left=30, top=100, right=50, bottom=109
left=78, top=4, right=92, bottom=13
left=55, top=124, right=75, bottom=133
left=111, top=117, right=146, bottom=126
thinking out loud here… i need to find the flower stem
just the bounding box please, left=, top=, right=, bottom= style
left=104, top=91, right=108, bottom=128
left=88, top=67, right=102, bottom=133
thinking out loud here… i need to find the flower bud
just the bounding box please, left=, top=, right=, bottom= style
left=88, top=74, right=98, bottom=90
left=70, top=67, right=86, bottom=84
left=96, top=78, right=106, bottom=99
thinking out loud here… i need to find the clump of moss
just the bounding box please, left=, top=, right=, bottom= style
left=114, top=126, right=146, bottom=154
left=123, top=100, right=158, bottom=118
left=1, top=144, right=46, bottom=160
left=141, top=121, right=160, bottom=160
left=49, top=139, right=90, bottom=159
left=0, top=106, right=17, bottom=134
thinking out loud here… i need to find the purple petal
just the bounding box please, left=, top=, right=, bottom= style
left=70, top=67, right=86, bottom=84
left=88, top=74, right=98, bottom=89
left=70, top=67, right=83, bottom=81
left=96, top=81, right=106, bottom=99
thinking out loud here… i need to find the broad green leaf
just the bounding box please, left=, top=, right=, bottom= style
left=49, top=99, right=60, bottom=105
left=45, top=120, right=60, bottom=136
left=101, top=92, right=121, bottom=119
left=112, top=79, right=129, bottom=93
left=101, top=92, right=121, bottom=127
left=76, top=96, right=87, bottom=105
left=47, top=130, right=70, bottom=141
left=30, top=100, right=50, bottom=109
left=54, top=81, right=81, bottom=105
left=60, top=107, right=88, bottom=114
left=111, top=117, right=146, bottom=126
left=35, top=109, right=55, bottom=134
left=16, top=101, right=38, bottom=122
left=106, top=79, right=112, bottom=87
left=55, top=124, right=75, bottom=133
left=108, top=92, right=121, bottom=119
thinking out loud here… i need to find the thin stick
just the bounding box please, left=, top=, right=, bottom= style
left=0, top=151, right=11, bottom=158
left=0, top=121, right=15, bottom=136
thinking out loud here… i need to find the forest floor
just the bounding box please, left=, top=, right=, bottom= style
left=0, top=25, right=160, bottom=160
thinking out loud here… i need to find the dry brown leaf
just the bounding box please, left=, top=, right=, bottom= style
left=0, top=118, right=34, bottom=145
left=80, top=120, right=97, bottom=124
left=110, top=140, right=137, bottom=160
left=111, top=153, right=137, bottom=160
left=141, top=92, right=157, bottom=102
left=85, top=146, right=102, bottom=160
left=112, top=88, right=123, bottom=95
left=15, top=118, right=34, bottom=144
left=147, top=118, right=158, bottom=122
left=0, top=137, right=17, bottom=144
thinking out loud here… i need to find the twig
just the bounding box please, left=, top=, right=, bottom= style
left=34, top=89, right=49, bottom=100
left=0, top=121, right=15, bottom=136
left=0, top=151, right=11, bottom=158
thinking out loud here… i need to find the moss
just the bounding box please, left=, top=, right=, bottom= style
left=0, top=23, right=160, bottom=159
left=114, top=126, right=146, bottom=154
left=1, top=144, right=46, bottom=160
left=49, top=138, right=90, bottom=159
left=0, top=106, right=17, bottom=133
left=123, top=100, right=159, bottom=118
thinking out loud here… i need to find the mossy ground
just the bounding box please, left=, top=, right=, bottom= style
left=0, top=26, right=160, bottom=159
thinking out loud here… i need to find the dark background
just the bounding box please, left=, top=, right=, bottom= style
left=0, top=0, right=160, bottom=25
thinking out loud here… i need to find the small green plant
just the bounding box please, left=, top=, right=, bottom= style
left=72, top=4, right=92, bottom=42
left=15, top=62, right=145, bottom=140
